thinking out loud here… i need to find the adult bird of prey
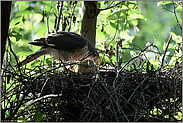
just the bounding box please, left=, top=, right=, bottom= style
left=17, top=31, right=99, bottom=67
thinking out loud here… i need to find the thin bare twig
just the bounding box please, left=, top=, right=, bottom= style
left=68, top=2, right=77, bottom=32
left=9, top=86, right=31, bottom=120
left=172, top=1, right=182, bottom=30
left=7, top=36, right=24, bottom=77
left=160, top=34, right=172, bottom=70
left=116, top=41, right=119, bottom=74
left=15, top=94, right=63, bottom=118
left=119, top=43, right=154, bottom=72
left=108, top=1, right=123, bottom=45
left=55, top=1, right=64, bottom=32
left=162, top=2, right=182, bottom=31
left=128, top=76, right=148, bottom=101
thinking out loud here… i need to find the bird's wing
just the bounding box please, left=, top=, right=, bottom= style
left=29, top=32, right=89, bottom=51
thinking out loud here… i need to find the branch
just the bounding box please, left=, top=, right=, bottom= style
left=160, top=34, right=172, bottom=70
left=108, top=2, right=123, bottom=45
left=98, top=1, right=122, bottom=12
left=115, top=41, right=119, bottom=74
left=68, top=2, right=77, bottom=32
left=162, top=2, right=182, bottom=31
left=128, top=76, right=148, bottom=101
left=55, top=1, right=64, bottom=32
left=1, top=1, right=11, bottom=70
left=172, top=1, right=182, bottom=30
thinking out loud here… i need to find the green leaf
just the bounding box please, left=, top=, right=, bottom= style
left=34, top=23, right=47, bottom=37
left=17, top=51, right=31, bottom=58
left=15, top=10, right=32, bottom=16
left=9, top=30, right=22, bottom=43
left=171, top=32, right=182, bottom=43
left=106, top=8, right=125, bottom=20
left=126, top=1, right=136, bottom=9
left=96, top=43, right=103, bottom=50
left=96, top=28, right=105, bottom=43
left=176, top=4, right=182, bottom=11
left=180, top=10, right=182, bottom=20
left=30, top=60, right=39, bottom=67
left=46, top=58, right=52, bottom=64
left=18, top=39, right=29, bottom=47
left=15, top=33, right=22, bottom=41
left=105, top=21, right=117, bottom=35
left=120, top=30, right=134, bottom=46
left=30, top=44, right=40, bottom=52
left=18, top=3, right=29, bottom=12
left=18, top=117, right=27, bottom=122
left=33, top=13, right=43, bottom=22
left=42, top=1, right=54, bottom=4
left=163, top=42, right=166, bottom=51
left=107, top=14, right=118, bottom=20
left=23, top=21, right=33, bottom=32
left=99, top=9, right=111, bottom=19
left=157, top=1, right=172, bottom=6
left=11, top=26, right=21, bottom=32
left=36, top=112, right=43, bottom=121
left=9, top=37, right=16, bottom=43
left=128, top=9, right=145, bottom=19
left=128, top=19, right=138, bottom=26
left=110, top=21, right=117, bottom=29
left=104, top=1, right=111, bottom=5
left=10, top=16, right=23, bottom=27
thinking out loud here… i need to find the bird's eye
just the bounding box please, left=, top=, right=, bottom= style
left=95, top=56, right=98, bottom=59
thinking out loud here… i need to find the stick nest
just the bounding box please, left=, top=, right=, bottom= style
left=1, top=57, right=182, bottom=122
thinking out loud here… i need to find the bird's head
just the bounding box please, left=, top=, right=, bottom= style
left=90, top=49, right=100, bottom=65
left=80, top=48, right=99, bottom=65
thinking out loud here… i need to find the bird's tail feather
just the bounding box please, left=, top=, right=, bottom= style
left=16, top=48, right=49, bottom=67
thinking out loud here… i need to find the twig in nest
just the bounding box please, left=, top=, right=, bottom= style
left=32, top=65, right=61, bottom=82
left=40, top=78, right=49, bottom=96
left=15, top=93, right=63, bottom=119
left=128, top=76, right=148, bottom=101
left=116, top=41, right=119, bottom=75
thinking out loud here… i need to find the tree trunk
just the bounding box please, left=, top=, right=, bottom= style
left=78, top=1, right=99, bottom=72
left=1, top=1, right=12, bottom=121
left=1, top=1, right=12, bottom=69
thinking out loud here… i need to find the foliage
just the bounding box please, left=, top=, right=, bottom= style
left=132, top=1, right=182, bottom=68
left=7, top=1, right=182, bottom=69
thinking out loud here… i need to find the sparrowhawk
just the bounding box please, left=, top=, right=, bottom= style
left=17, top=31, right=99, bottom=67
